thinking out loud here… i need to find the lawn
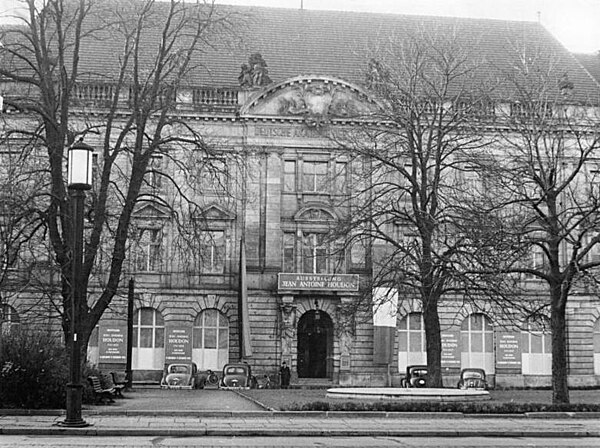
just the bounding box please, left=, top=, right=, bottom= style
left=240, top=388, right=600, bottom=411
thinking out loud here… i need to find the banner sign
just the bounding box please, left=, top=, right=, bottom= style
left=278, top=273, right=359, bottom=291
left=441, top=330, right=461, bottom=367
left=165, top=327, right=192, bottom=363
left=496, top=332, right=522, bottom=369
left=98, top=325, right=127, bottom=363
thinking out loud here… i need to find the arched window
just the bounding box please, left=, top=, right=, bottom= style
left=594, top=319, right=600, bottom=375
left=522, top=317, right=551, bottom=375
left=461, top=313, right=495, bottom=374
left=398, top=312, right=426, bottom=372
left=1, top=304, right=20, bottom=334
left=192, top=309, right=229, bottom=370
left=132, top=307, right=164, bottom=370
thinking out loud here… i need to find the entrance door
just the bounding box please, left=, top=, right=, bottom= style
left=297, top=310, right=333, bottom=378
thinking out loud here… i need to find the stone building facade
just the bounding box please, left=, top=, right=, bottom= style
left=3, top=5, right=600, bottom=388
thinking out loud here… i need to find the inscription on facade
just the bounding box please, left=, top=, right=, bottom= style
left=278, top=273, right=359, bottom=291
left=441, top=330, right=461, bottom=367
left=496, top=332, right=522, bottom=368
left=165, top=327, right=192, bottom=363
left=98, top=325, right=127, bottom=363
left=255, top=125, right=325, bottom=139
left=254, top=125, right=351, bottom=139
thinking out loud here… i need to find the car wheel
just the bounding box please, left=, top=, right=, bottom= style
left=207, top=373, right=218, bottom=385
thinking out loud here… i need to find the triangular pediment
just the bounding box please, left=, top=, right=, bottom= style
left=240, top=76, right=379, bottom=123
left=195, top=204, right=234, bottom=221
left=133, top=203, right=170, bottom=219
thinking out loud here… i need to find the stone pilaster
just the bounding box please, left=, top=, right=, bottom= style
left=336, top=298, right=356, bottom=371
left=279, top=295, right=297, bottom=366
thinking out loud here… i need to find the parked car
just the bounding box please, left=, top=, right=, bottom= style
left=457, top=368, right=488, bottom=390
left=219, top=362, right=256, bottom=389
left=160, top=363, right=198, bottom=389
left=401, top=365, right=428, bottom=388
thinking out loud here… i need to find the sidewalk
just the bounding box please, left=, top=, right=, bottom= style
left=1, top=388, right=599, bottom=438
left=1, top=411, right=600, bottom=438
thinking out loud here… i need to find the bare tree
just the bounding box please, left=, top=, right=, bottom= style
left=335, top=26, right=511, bottom=387
left=466, top=45, right=600, bottom=403
left=0, top=128, right=48, bottom=354
left=0, top=0, right=238, bottom=360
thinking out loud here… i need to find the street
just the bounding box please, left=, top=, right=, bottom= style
left=1, top=435, right=600, bottom=447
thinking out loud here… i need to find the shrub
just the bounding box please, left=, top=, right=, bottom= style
left=82, top=363, right=103, bottom=404
left=0, top=329, right=68, bottom=409
left=282, top=400, right=600, bottom=413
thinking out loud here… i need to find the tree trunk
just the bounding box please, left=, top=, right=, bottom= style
left=423, top=297, right=443, bottom=388
left=550, top=284, right=569, bottom=404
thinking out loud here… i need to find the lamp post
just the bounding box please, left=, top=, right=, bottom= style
left=61, top=142, right=93, bottom=427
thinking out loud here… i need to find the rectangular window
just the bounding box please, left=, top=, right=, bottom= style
left=522, top=332, right=529, bottom=353
left=283, top=232, right=295, bottom=272
left=350, top=239, right=367, bottom=269
left=218, top=328, right=228, bottom=349
left=134, top=228, right=163, bottom=272
left=334, top=162, right=347, bottom=193
left=332, top=240, right=345, bottom=273
left=302, top=232, right=327, bottom=273
left=471, top=333, right=483, bottom=352
left=302, top=161, right=328, bottom=192
left=199, top=230, right=225, bottom=273
left=284, top=161, right=296, bottom=192
left=409, top=333, right=422, bottom=352
left=140, top=328, right=153, bottom=348
left=154, top=327, right=164, bottom=348
left=148, top=156, right=163, bottom=192
left=530, top=334, right=543, bottom=353
left=204, top=328, right=217, bottom=349
left=398, top=331, right=407, bottom=349
left=193, top=330, right=202, bottom=349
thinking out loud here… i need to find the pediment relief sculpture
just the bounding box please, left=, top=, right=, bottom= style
left=241, top=77, right=378, bottom=127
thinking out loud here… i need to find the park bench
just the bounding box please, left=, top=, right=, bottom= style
left=100, top=372, right=125, bottom=398
left=111, top=371, right=128, bottom=389
left=87, top=376, right=116, bottom=404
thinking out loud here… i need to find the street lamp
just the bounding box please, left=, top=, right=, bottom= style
left=61, top=142, right=93, bottom=427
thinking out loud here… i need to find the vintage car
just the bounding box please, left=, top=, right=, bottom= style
left=160, top=363, right=198, bottom=389
left=401, top=365, right=428, bottom=388
left=219, top=362, right=256, bottom=389
left=457, top=368, right=488, bottom=390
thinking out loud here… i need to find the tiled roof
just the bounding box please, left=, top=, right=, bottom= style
left=573, top=53, right=600, bottom=83
left=23, top=3, right=600, bottom=102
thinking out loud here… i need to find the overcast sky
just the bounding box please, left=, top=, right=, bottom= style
left=1, top=0, right=599, bottom=53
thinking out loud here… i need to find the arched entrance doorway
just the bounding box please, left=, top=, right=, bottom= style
left=297, top=309, right=333, bottom=378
